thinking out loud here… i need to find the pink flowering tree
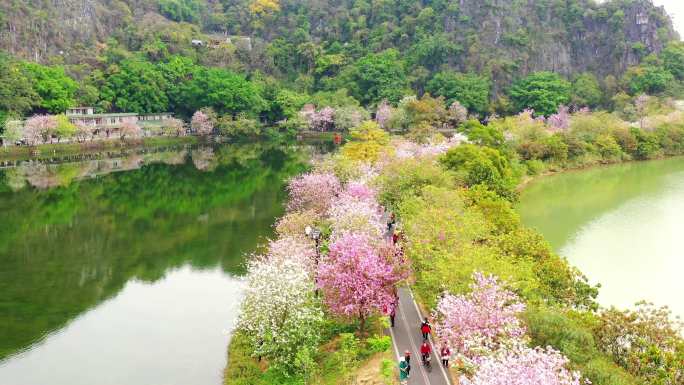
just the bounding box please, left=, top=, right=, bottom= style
left=191, top=110, right=214, bottom=135
left=119, top=118, right=141, bottom=140
left=342, top=181, right=377, bottom=201
left=460, top=347, right=583, bottom=385
left=24, top=115, right=58, bottom=145
left=310, top=106, right=335, bottom=131
left=162, top=117, right=185, bottom=136
left=328, top=192, right=385, bottom=240
left=375, top=100, right=393, bottom=129
left=266, top=236, right=317, bottom=274
left=448, top=101, right=468, bottom=127
left=74, top=121, right=93, bottom=142
left=547, top=105, right=570, bottom=132
left=433, top=272, right=527, bottom=361
left=286, top=172, right=341, bottom=215
left=317, top=233, right=406, bottom=332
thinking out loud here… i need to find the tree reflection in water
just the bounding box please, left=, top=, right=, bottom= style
left=0, top=142, right=314, bottom=361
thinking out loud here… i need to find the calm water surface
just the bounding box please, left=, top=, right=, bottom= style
left=0, top=142, right=318, bottom=384
left=518, top=157, right=684, bottom=318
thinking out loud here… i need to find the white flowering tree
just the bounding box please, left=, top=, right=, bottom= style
left=238, top=254, right=323, bottom=374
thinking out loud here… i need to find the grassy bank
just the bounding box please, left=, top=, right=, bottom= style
left=0, top=136, right=199, bottom=162
left=224, top=318, right=396, bottom=385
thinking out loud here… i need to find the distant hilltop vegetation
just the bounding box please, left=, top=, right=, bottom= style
left=0, top=0, right=677, bottom=84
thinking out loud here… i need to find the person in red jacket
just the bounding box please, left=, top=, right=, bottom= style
left=420, top=339, right=432, bottom=366
left=440, top=343, right=451, bottom=368
left=420, top=317, right=432, bottom=340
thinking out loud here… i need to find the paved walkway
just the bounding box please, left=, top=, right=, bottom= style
left=387, top=287, right=451, bottom=385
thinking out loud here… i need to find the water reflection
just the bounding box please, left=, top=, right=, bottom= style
left=0, top=142, right=311, bottom=373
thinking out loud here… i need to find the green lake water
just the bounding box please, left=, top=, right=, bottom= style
left=0, top=142, right=321, bottom=385
left=518, top=157, right=684, bottom=318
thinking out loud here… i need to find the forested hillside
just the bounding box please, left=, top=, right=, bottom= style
left=0, top=0, right=682, bottom=127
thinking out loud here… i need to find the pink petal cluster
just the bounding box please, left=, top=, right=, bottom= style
left=341, top=181, right=377, bottom=201
left=392, top=137, right=464, bottom=159
left=433, top=272, right=527, bottom=360
left=191, top=110, right=214, bottom=135
left=547, top=105, right=570, bottom=132
left=266, top=236, right=317, bottom=275
left=120, top=118, right=141, bottom=139
left=24, top=114, right=58, bottom=145
left=460, top=347, right=583, bottom=385
left=300, top=105, right=336, bottom=131
left=286, top=172, right=342, bottom=214
left=317, top=233, right=404, bottom=320
left=328, top=190, right=385, bottom=239
left=375, top=100, right=393, bottom=128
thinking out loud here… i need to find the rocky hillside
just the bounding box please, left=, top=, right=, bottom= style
left=0, top=1, right=677, bottom=81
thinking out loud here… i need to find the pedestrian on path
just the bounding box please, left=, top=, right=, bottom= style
left=440, top=343, right=451, bottom=368
left=399, top=357, right=409, bottom=385
left=420, top=317, right=432, bottom=340
left=384, top=301, right=397, bottom=328
left=387, top=212, right=396, bottom=232
left=420, top=339, right=432, bottom=365
left=404, top=350, right=411, bottom=378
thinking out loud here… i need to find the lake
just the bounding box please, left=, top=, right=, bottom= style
left=0, top=142, right=324, bottom=385
left=518, top=157, right=684, bottom=318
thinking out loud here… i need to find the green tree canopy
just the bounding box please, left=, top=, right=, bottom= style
left=571, top=73, right=602, bottom=108
left=0, top=54, right=38, bottom=122
left=341, top=49, right=409, bottom=105
left=624, top=65, right=675, bottom=95
left=661, top=41, right=684, bottom=80
left=101, top=58, right=170, bottom=113
left=426, top=72, right=491, bottom=114
left=22, top=62, right=77, bottom=114
left=509, top=72, right=571, bottom=116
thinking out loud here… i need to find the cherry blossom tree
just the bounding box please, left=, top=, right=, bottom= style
left=433, top=272, right=527, bottom=361
left=266, top=236, right=317, bottom=274
left=375, top=100, right=393, bottom=129
left=311, top=106, right=335, bottom=131
left=74, top=121, right=93, bottom=142
left=191, top=110, right=213, bottom=135
left=461, top=347, right=583, bottom=385
left=342, top=181, right=377, bottom=201
left=162, top=117, right=185, bottom=136
left=328, top=191, right=385, bottom=239
left=286, top=172, right=341, bottom=214
left=317, top=233, right=405, bottom=332
left=119, top=118, right=141, bottom=140
left=239, top=254, right=323, bottom=374
left=24, top=115, right=57, bottom=145
left=448, top=101, right=468, bottom=127
left=547, top=105, right=570, bottom=132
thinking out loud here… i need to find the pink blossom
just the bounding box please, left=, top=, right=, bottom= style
left=461, top=347, right=583, bottom=385
left=342, top=181, right=377, bottom=201
left=547, top=105, right=570, bottom=132
left=266, top=236, right=317, bottom=275
left=24, top=115, right=57, bottom=144
left=287, top=172, right=341, bottom=214
left=317, top=233, right=406, bottom=329
left=119, top=118, right=141, bottom=139
left=191, top=110, right=213, bottom=135
left=433, top=272, right=527, bottom=360
left=375, top=100, right=393, bottom=128
left=328, top=192, right=385, bottom=239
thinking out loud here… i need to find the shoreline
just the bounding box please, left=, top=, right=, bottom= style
left=516, top=154, right=684, bottom=191
left=0, top=136, right=200, bottom=162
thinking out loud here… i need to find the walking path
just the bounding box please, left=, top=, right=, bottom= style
left=387, top=287, right=451, bottom=385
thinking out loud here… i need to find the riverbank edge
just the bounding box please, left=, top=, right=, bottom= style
left=516, top=153, right=684, bottom=192
left=0, top=136, right=199, bottom=162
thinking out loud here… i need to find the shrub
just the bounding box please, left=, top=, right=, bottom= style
left=365, top=335, right=392, bottom=354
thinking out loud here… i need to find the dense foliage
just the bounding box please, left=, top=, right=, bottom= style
left=1, top=0, right=683, bottom=136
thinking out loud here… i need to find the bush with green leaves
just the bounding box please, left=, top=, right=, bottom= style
left=509, top=72, right=571, bottom=116
left=440, top=144, right=518, bottom=201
